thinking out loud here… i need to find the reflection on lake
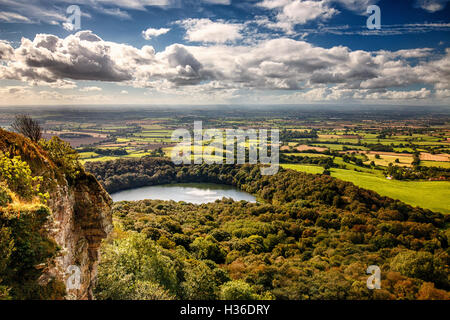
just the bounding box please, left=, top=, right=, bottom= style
left=110, top=183, right=256, bottom=204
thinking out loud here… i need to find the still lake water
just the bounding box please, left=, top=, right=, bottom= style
left=110, top=183, right=256, bottom=204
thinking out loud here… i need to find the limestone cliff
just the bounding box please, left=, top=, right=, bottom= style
left=0, top=129, right=112, bottom=299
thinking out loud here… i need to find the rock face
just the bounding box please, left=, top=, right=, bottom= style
left=0, top=129, right=113, bottom=299
left=45, top=173, right=113, bottom=299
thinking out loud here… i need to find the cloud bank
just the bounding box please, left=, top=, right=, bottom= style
left=0, top=30, right=449, bottom=104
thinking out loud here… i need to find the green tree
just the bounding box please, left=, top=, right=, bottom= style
left=190, top=236, right=226, bottom=263
left=181, top=260, right=222, bottom=300
left=219, top=280, right=260, bottom=300
left=391, top=250, right=447, bottom=286
left=39, top=137, right=81, bottom=181
left=95, top=232, right=178, bottom=300
left=0, top=152, right=46, bottom=200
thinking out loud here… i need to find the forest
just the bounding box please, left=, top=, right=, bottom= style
left=87, top=157, right=450, bottom=300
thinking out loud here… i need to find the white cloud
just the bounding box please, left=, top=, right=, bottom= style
left=0, top=85, right=32, bottom=95
left=179, top=18, right=244, bottom=43
left=258, top=0, right=338, bottom=33
left=415, top=0, right=450, bottom=12
left=88, top=0, right=171, bottom=11
left=0, top=40, right=14, bottom=60
left=80, top=86, right=102, bottom=92
left=0, top=31, right=136, bottom=83
left=375, top=48, right=434, bottom=59
left=0, top=0, right=130, bottom=27
left=0, top=0, right=235, bottom=28
left=34, top=79, right=78, bottom=89
left=332, top=0, right=379, bottom=13
left=436, top=89, right=450, bottom=98
left=98, top=7, right=132, bottom=19
left=202, top=0, right=231, bottom=4
left=282, top=0, right=337, bottom=24
left=0, top=11, right=31, bottom=23
left=256, top=0, right=384, bottom=34
left=1, top=31, right=449, bottom=103
left=364, top=88, right=432, bottom=100
left=289, top=22, right=450, bottom=37
left=142, top=27, right=171, bottom=40
left=275, top=87, right=435, bottom=103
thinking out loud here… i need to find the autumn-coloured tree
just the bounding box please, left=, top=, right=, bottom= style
left=417, top=282, right=450, bottom=300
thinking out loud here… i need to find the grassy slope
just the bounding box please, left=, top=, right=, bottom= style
left=281, top=164, right=450, bottom=214
left=281, top=164, right=325, bottom=175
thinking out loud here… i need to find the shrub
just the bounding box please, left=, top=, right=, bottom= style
left=95, top=232, right=178, bottom=299
left=190, top=236, right=226, bottom=263
left=0, top=185, right=12, bottom=206
left=219, top=280, right=259, bottom=300
left=0, top=152, right=46, bottom=201
left=131, top=281, right=174, bottom=300
left=0, top=205, right=63, bottom=299
left=391, top=250, right=447, bottom=287
left=39, top=137, right=81, bottom=182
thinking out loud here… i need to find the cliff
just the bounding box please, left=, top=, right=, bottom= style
left=0, top=129, right=112, bottom=299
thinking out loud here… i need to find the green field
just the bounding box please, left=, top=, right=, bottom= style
left=34, top=109, right=449, bottom=214
left=421, top=161, right=450, bottom=168
left=281, top=164, right=325, bottom=175
left=284, top=153, right=330, bottom=158
left=282, top=164, right=450, bottom=214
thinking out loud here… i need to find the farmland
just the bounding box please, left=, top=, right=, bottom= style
left=1, top=105, right=448, bottom=214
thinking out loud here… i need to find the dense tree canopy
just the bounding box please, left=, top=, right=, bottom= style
left=88, top=157, right=450, bottom=300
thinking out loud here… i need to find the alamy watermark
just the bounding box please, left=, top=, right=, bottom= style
left=366, top=265, right=381, bottom=289
left=64, top=5, right=81, bottom=31
left=66, top=265, right=81, bottom=290
left=367, top=5, right=381, bottom=30
left=171, top=121, right=279, bottom=175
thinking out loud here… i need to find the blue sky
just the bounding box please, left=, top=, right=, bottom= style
left=0, top=0, right=449, bottom=105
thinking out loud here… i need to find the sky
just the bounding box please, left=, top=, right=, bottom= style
left=0, top=0, right=449, bottom=106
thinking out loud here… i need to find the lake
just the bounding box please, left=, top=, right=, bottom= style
left=110, top=183, right=256, bottom=204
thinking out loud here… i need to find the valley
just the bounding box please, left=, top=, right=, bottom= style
left=2, top=105, right=448, bottom=213
left=1, top=106, right=449, bottom=300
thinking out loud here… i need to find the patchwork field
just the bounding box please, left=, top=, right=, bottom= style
left=3, top=107, right=447, bottom=215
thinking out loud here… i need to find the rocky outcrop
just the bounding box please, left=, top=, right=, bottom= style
left=0, top=129, right=113, bottom=299
left=44, top=172, right=113, bottom=299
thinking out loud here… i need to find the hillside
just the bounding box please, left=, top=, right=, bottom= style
left=0, top=129, right=112, bottom=299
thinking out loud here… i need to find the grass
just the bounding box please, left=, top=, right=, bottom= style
left=284, top=153, right=330, bottom=157
left=311, top=144, right=344, bottom=151
left=281, top=164, right=325, bottom=175
left=141, top=125, right=165, bottom=129
left=364, top=154, right=413, bottom=167
left=393, top=147, right=415, bottom=153
left=79, top=152, right=99, bottom=159
left=283, top=164, right=450, bottom=214
left=59, top=120, right=449, bottom=213
left=421, top=161, right=450, bottom=168
left=332, top=157, right=380, bottom=174
left=311, top=143, right=369, bottom=151
left=82, top=156, right=121, bottom=163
